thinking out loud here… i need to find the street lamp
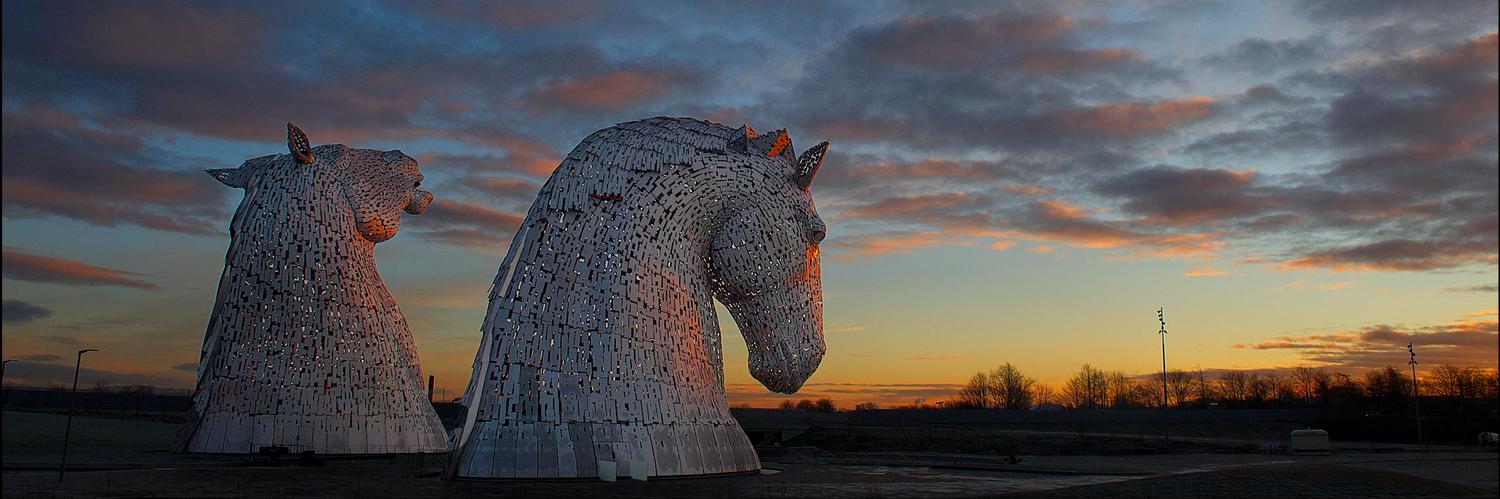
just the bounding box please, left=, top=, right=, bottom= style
left=1, top=359, right=16, bottom=406
left=58, top=348, right=98, bottom=483
left=1408, top=342, right=1423, bottom=449
left=1157, top=308, right=1170, bottom=445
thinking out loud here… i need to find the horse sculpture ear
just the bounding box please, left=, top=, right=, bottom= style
left=727, top=124, right=759, bottom=152
left=206, top=168, right=248, bottom=188
left=287, top=122, right=315, bottom=164
left=794, top=141, right=828, bottom=191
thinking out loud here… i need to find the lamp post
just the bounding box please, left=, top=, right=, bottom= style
left=1, top=359, right=16, bottom=406
left=1158, top=307, right=1170, bottom=445
left=58, top=348, right=98, bottom=483
left=1408, top=342, right=1423, bottom=449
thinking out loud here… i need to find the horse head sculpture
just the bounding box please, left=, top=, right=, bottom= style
left=449, top=117, right=829, bottom=479
left=708, top=126, right=828, bottom=394
left=181, top=123, right=446, bottom=455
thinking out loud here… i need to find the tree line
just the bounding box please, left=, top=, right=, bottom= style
left=949, top=362, right=1499, bottom=411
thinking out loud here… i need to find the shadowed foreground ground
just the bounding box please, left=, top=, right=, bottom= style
left=4, top=410, right=1495, bottom=498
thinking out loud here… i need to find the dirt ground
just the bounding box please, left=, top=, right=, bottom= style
left=5, top=410, right=1496, bottom=498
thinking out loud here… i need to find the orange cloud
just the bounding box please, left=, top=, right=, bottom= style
left=1017, top=47, right=1144, bottom=73
left=1184, top=266, right=1231, bottom=277
left=1057, top=96, right=1217, bottom=136
left=526, top=70, right=674, bottom=112
left=1277, top=238, right=1494, bottom=272
left=828, top=230, right=972, bottom=259
left=843, top=192, right=981, bottom=220
left=725, top=382, right=966, bottom=408
left=907, top=354, right=974, bottom=361
left=847, top=158, right=1000, bottom=179
left=1234, top=314, right=1499, bottom=369
left=1, top=248, right=157, bottom=289
left=989, top=240, right=1017, bottom=251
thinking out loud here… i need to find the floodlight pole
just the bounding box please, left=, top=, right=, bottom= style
left=1408, top=343, right=1423, bottom=449
left=1158, top=307, right=1170, bottom=445
left=1, top=359, right=16, bottom=406
left=59, top=348, right=98, bottom=483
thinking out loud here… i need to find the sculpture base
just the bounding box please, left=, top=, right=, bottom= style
left=179, top=412, right=450, bottom=455
left=447, top=420, right=760, bottom=479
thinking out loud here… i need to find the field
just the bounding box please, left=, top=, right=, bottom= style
left=3, top=409, right=1495, bottom=498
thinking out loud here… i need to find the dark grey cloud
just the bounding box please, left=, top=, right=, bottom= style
left=0, top=360, right=182, bottom=388
left=1443, top=283, right=1499, bottom=294
left=404, top=199, right=524, bottom=250
left=1, top=106, right=229, bottom=234
left=2, top=248, right=158, bottom=289
left=1202, top=36, right=1329, bottom=75
left=1093, top=166, right=1280, bottom=226
left=770, top=9, right=1192, bottom=156
left=2, top=299, right=52, bottom=324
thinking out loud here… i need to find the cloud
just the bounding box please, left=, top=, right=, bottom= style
left=1443, top=284, right=1499, bottom=294
left=39, top=335, right=79, bottom=346
left=525, top=69, right=685, bottom=113
left=0, top=360, right=184, bottom=388
left=2, top=248, right=158, bottom=289
left=405, top=199, right=525, bottom=250
left=828, top=230, right=973, bottom=259
left=1234, top=313, right=1499, bottom=369
left=1052, top=96, right=1217, bottom=137
left=1, top=106, right=228, bottom=235
left=725, top=381, right=966, bottom=407
left=906, top=354, right=974, bottom=361
left=1201, top=36, right=1328, bottom=75
left=2, top=299, right=52, bottom=324
left=1184, top=266, right=1231, bottom=277
left=16, top=354, right=62, bottom=362
left=171, top=362, right=198, bottom=372
left=1278, top=238, right=1495, bottom=272
left=1094, top=166, right=1275, bottom=225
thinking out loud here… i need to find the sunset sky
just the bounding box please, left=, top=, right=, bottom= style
left=2, top=1, right=1496, bottom=407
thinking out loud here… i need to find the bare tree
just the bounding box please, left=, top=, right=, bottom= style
left=1193, top=367, right=1214, bottom=405
left=989, top=363, right=1036, bottom=410
left=1361, top=366, right=1412, bottom=410
left=1166, top=369, right=1194, bottom=407
left=1217, top=370, right=1251, bottom=402
left=1105, top=371, right=1134, bottom=409
left=955, top=371, right=993, bottom=408
left=1428, top=365, right=1483, bottom=400
left=1032, top=383, right=1056, bottom=406
left=1063, top=364, right=1109, bottom=410
left=1289, top=367, right=1333, bottom=406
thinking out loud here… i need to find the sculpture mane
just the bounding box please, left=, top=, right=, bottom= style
left=180, top=124, right=447, bottom=454
left=448, top=117, right=829, bottom=479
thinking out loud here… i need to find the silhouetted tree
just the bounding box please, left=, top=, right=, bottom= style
left=1062, top=364, right=1108, bottom=410
left=1362, top=366, right=1412, bottom=411
left=1429, top=365, right=1484, bottom=400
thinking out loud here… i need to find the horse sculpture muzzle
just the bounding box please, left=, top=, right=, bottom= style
left=405, top=189, right=434, bottom=215
left=726, top=280, right=826, bottom=393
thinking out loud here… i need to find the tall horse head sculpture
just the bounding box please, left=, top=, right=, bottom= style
left=180, top=123, right=447, bottom=454
left=449, top=117, right=829, bottom=479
